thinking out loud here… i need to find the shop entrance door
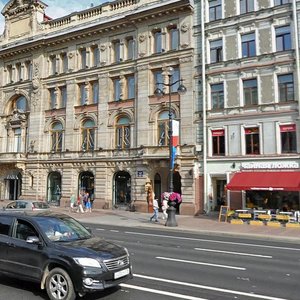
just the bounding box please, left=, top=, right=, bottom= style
left=114, top=171, right=131, bottom=208
left=5, top=173, right=22, bottom=200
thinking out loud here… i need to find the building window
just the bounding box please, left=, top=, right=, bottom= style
left=80, top=48, right=87, bottom=69
left=169, top=27, right=179, bottom=51
left=158, top=111, right=174, bottom=146
left=16, top=63, right=22, bottom=81
left=241, top=32, right=256, bottom=57
left=25, top=61, right=32, bottom=80
left=240, top=0, right=254, bottom=14
left=243, top=78, right=258, bottom=105
left=245, top=127, right=260, bottom=154
left=280, top=124, right=296, bottom=153
left=92, top=81, right=99, bottom=104
left=79, top=83, right=88, bottom=105
left=51, top=122, right=63, bottom=152
left=276, top=25, right=291, bottom=51
left=211, top=83, right=224, bottom=109
left=15, top=96, right=27, bottom=112
left=212, top=129, right=225, bottom=156
left=49, top=88, right=57, bottom=109
left=154, top=30, right=162, bottom=53
left=127, top=75, right=135, bottom=99
left=92, top=46, right=100, bottom=67
left=274, top=0, right=290, bottom=6
left=50, top=55, right=57, bottom=75
left=14, top=128, right=22, bottom=153
left=210, top=39, right=223, bottom=63
left=60, top=53, right=68, bottom=73
left=278, top=74, right=294, bottom=102
left=154, top=70, right=164, bottom=92
left=113, top=78, right=121, bottom=101
left=7, top=65, right=13, bottom=83
left=126, top=37, right=135, bottom=60
left=170, top=67, right=180, bottom=93
left=113, top=40, right=121, bottom=63
left=116, top=116, right=130, bottom=149
left=209, top=0, right=222, bottom=21
left=81, top=119, right=95, bottom=151
left=60, top=86, right=67, bottom=108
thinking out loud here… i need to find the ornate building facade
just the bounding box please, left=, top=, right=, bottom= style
left=0, top=0, right=199, bottom=214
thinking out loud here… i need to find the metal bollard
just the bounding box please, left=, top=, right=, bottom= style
left=165, top=202, right=178, bottom=227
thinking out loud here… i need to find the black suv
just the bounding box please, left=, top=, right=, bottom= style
left=0, top=211, right=132, bottom=300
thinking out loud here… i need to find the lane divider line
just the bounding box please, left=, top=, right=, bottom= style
left=133, top=274, right=289, bottom=300
left=194, top=248, right=273, bottom=258
left=125, top=231, right=300, bottom=252
left=120, top=283, right=208, bottom=300
left=156, top=256, right=246, bottom=270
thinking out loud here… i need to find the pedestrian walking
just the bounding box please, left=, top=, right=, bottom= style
left=83, top=191, right=89, bottom=208
left=150, top=198, right=159, bottom=223
left=76, top=194, right=84, bottom=213
left=162, top=198, right=169, bottom=220
left=69, top=193, right=76, bottom=212
left=85, top=197, right=92, bottom=213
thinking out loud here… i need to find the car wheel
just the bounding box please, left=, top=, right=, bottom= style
left=46, top=267, right=76, bottom=300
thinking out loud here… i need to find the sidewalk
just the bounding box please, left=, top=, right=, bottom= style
left=51, top=206, right=300, bottom=244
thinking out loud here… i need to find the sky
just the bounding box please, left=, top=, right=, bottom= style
left=0, top=0, right=110, bottom=33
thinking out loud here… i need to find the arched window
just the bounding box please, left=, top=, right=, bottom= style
left=82, top=119, right=95, bottom=151
left=15, top=96, right=27, bottom=112
left=116, top=116, right=130, bottom=149
left=158, top=111, right=175, bottom=146
left=51, top=122, right=63, bottom=152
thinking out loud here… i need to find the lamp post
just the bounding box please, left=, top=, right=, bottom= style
left=154, top=67, right=186, bottom=226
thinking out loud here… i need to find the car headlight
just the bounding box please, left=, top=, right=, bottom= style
left=73, top=257, right=102, bottom=268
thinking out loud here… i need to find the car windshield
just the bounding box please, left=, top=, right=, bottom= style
left=35, top=216, right=92, bottom=242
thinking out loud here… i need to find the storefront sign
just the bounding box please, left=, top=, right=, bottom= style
left=241, top=161, right=299, bottom=169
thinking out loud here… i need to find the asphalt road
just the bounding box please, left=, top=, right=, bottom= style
left=0, top=224, right=299, bottom=300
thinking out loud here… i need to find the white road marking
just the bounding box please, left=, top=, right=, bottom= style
left=110, top=230, right=119, bottom=232
left=125, top=231, right=300, bottom=251
left=120, top=283, right=208, bottom=300
left=156, top=256, right=246, bottom=270
left=133, top=274, right=289, bottom=300
left=95, top=228, right=105, bottom=231
left=194, top=248, right=272, bottom=258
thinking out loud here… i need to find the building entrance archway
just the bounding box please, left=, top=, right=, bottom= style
left=5, top=171, right=22, bottom=200
left=47, top=172, right=61, bottom=206
left=114, top=171, right=131, bottom=208
left=79, top=171, right=94, bottom=200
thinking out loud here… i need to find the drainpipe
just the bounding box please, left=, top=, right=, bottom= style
left=201, top=0, right=208, bottom=213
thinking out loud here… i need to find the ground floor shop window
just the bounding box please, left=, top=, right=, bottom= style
left=246, top=191, right=299, bottom=211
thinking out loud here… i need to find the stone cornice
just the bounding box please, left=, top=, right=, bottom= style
left=0, top=0, right=192, bottom=59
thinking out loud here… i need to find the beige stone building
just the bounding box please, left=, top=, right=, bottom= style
left=0, top=0, right=199, bottom=214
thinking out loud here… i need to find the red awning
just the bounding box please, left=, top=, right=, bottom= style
left=226, top=172, right=300, bottom=191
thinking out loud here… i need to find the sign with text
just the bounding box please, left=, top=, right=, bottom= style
left=241, top=162, right=299, bottom=169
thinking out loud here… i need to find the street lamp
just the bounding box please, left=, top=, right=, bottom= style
left=154, top=66, right=187, bottom=193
